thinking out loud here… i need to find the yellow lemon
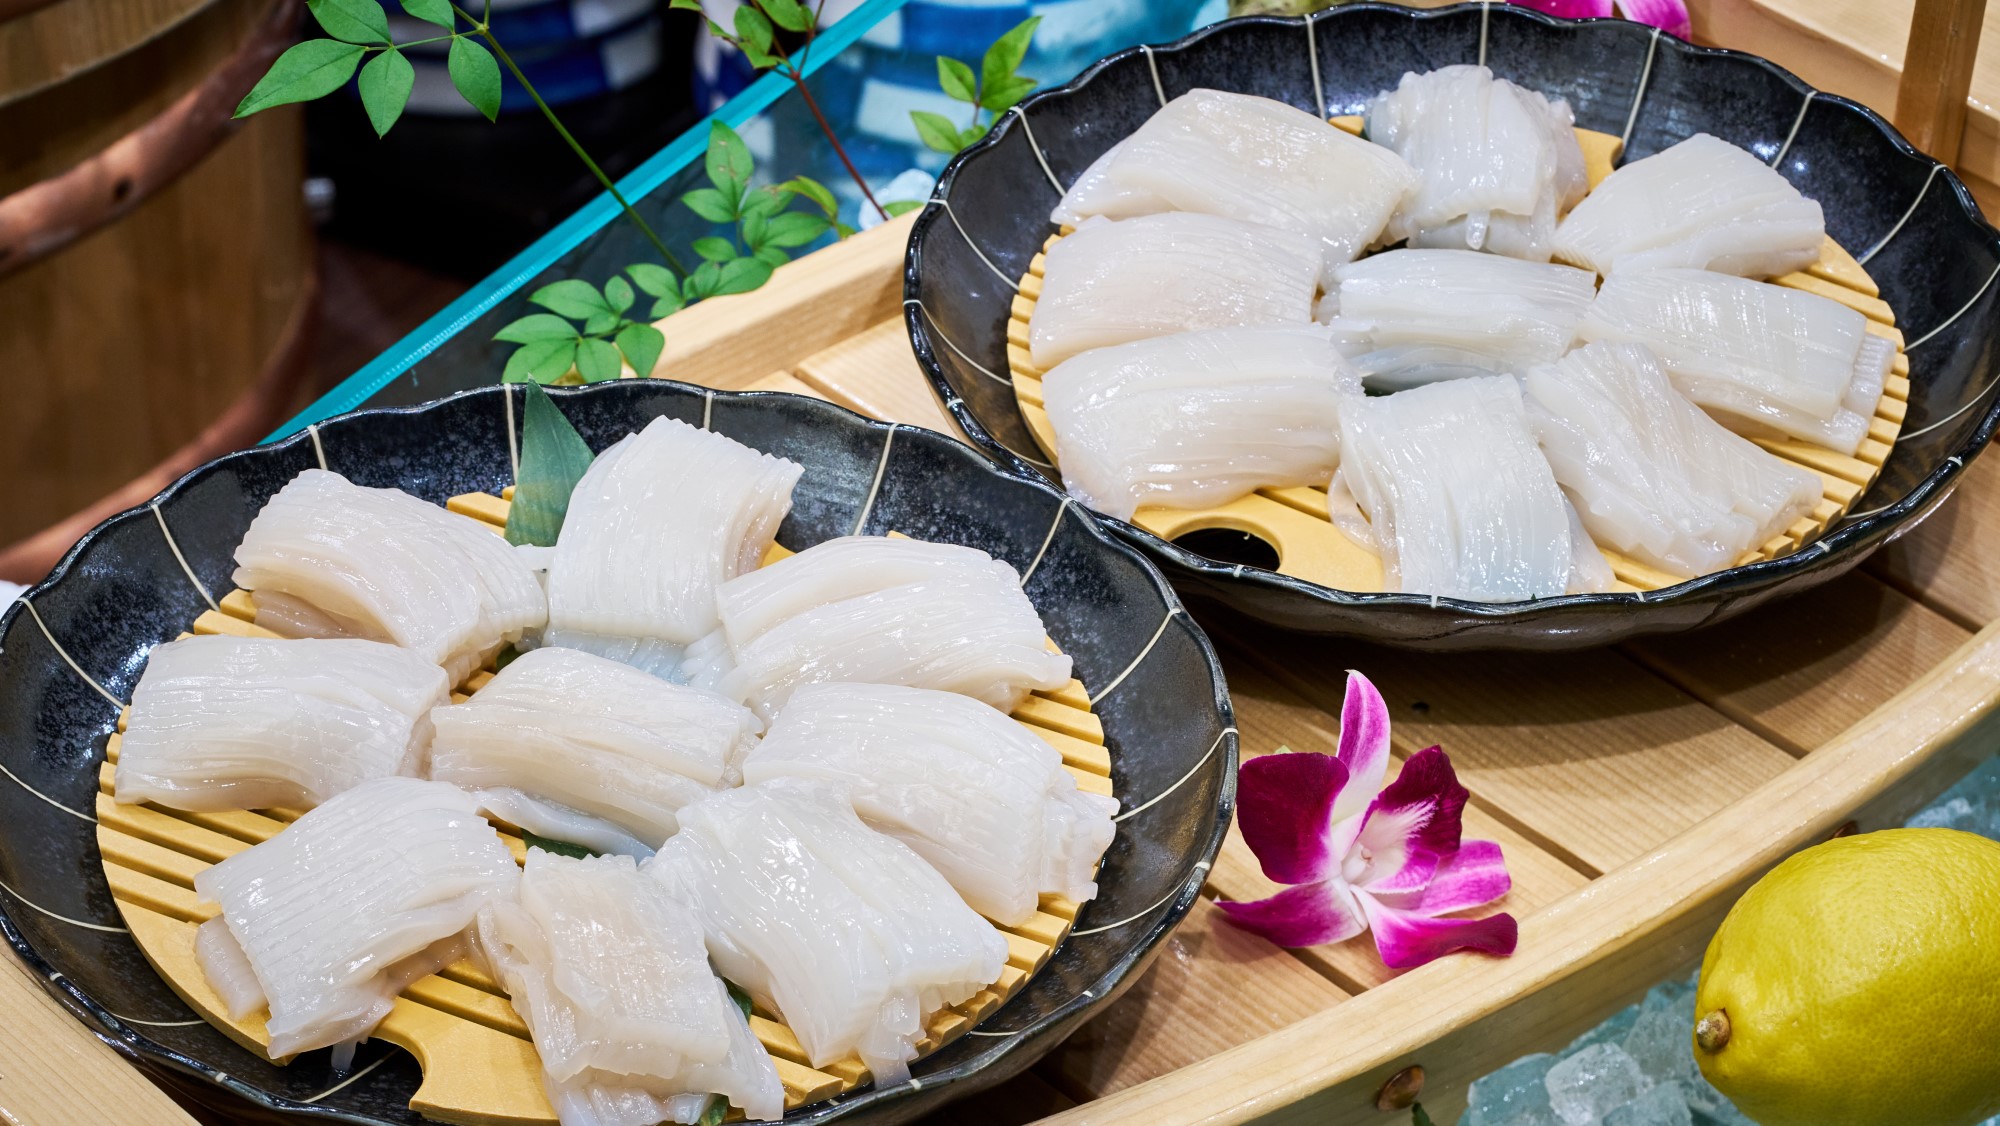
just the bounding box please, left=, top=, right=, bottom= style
left=1694, top=827, right=2000, bottom=1126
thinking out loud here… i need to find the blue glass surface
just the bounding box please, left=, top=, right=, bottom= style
left=275, top=0, right=1216, bottom=438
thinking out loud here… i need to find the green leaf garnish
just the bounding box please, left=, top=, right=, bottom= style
left=493, top=314, right=579, bottom=344
left=726, top=980, right=754, bottom=1018
left=937, top=56, right=977, bottom=103
left=705, top=121, right=754, bottom=190
left=235, top=40, right=367, bottom=117
left=981, top=16, right=1040, bottom=98
left=448, top=36, right=503, bottom=121
left=602, top=276, right=635, bottom=315
left=910, top=110, right=963, bottom=155
left=615, top=323, right=666, bottom=379
left=1411, top=1104, right=1435, bottom=1126
left=681, top=187, right=736, bottom=224
left=357, top=47, right=415, bottom=137
left=757, top=0, right=813, bottom=33
left=692, top=237, right=736, bottom=263
left=504, top=382, right=596, bottom=545
left=714, top=257, right=774, bottom=295
left=574, top=338, right=623, bottom=383
left=883, top=200, right=925, bottom=218
left=521, top=830, right=598, bottom=860
left=398, top=0, right=455, bottom=28
left=760, top=211, right=828, bottom=248
left=528, top=279, right=610, bottom=320
left=307, top=0, right=391, bottom=44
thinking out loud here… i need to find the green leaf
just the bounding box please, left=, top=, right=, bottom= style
left=833, top=220, right=856, bottom=239
left=937, top=56, right=977, bottom=103
left=615, top=322, right=665, bottom=378
left=528, top=279, right=611, bottom=320
left=493, top=313, right=579, bottom=344
left=505, top=382, right=597, bottom=544
left=307, top=0, right=391, bottom=43
left=910, top=110, right=964, bottom=155
left=742, top=45, right=782, bottom=69
left=698, top=1094, right=728, bottom=1126
left=234, top=40, right=366, bottom=117
left=603, top=276, right=635, bottom=315
left=753, top=245, right=789, bottom=268
left=684, top=260, right=723, bottom=301
left=492, top=643, right=523, bottom=671
left=575, top=338, right=623, bottom=383
left=739, top=186, right=790, bottom=222
left=650, top=294, right=684, bottom=318
left=980, top=73, right=1038, bottom=114
left=784, top=175, right=839, bottom=219
left=692, top=236, right=737, bottom=263
left=960, top=125, right=988, bottom=150
left=1411, top=1104, right=1434, bottom=1126
left=715, top=256, right=774, bottom=296
left=501, top=338, right=577, bottom=384
left=883, top=199, right=925, bottom=218
left=981, top=15, right=1041, bottom=95
left=704, top=16, right=733, bottom=42
left=448, top=36, right=503, bottom=121
left=521, top=829, right=598, bottom=859
left=398, top=0, right=454, bottom=28
left=626, top=263, right=678, bottom=297
left=681, top=187, right=736, bottom=223
left=726, top=981, right=754, bottom=1018
left=705, top=121, right=754, bottom=191
left=733, top=6, right=775, bottom=59
left=740, top=211, right=769, bottom=248
left=761, top=211, right=829, bottom=248
left=583, top=312, right=620, bottom=335
left=357, top=46, right=414, bottom=136
left=756, top=0, right=813, bottom=32
left=666, top=0, right=703, bottom=9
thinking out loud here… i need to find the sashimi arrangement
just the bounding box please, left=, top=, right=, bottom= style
left=1006, top=66, right=1906, bottom=603
left=100, top=414, right=1120, bottom=1125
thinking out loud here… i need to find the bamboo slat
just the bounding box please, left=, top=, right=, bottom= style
left=100, top=496, right=1112, bottom=1125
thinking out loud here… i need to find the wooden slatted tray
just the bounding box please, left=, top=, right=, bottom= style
left=1003, top=124, right=1909, bottom=594
left=95, top=501, right=1112, bottom=1126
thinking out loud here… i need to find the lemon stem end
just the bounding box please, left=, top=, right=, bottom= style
left=1695, top=1009, right=1732, bottom=1054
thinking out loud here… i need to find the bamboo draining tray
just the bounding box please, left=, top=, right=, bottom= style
left=94, top=510, right=1112, bottom=1126
left=1004, top=123, right=1911, bottom=594
left=513, top=209, right=1996, bottom=1126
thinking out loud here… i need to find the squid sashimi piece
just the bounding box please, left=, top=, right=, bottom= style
left=1553, top=133, right=1825, bottom=277
left=429, top=646, right=761, bottom=858
left=1329, top=249, right=1598, bottom=390
left=541, top=417, right=802, bottom=679
left=233, top=469, right=546, bottom=684
left=1338, top=375, right=1573, bottom=602
left=478, top=850, right=785, bottom=1125
left=679, top=536, right=1070, bottom=720
left=1526, top=342, right=1824, bottom=579
left=646, top=779, right=1008, bottom=1085
left=1028, top=213, right=1320, bottom=369
left=740, top=682, right=1118, bottom=926
left=1366, top=65, right=1589, bottom=261
left=192, top=777, right=518, bottom=1062
left=1049, top=88, right=1417, bottom=282
left=1575, top=268, right=1891, bottom=454
left=1039, top=325, right=1362, bottom=520
left=115, top=636, right=447, bottom=812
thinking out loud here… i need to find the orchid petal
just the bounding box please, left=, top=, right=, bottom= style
left=1215, top=881, right=1368, bottom=948
left=1359, top=893, right=1519, bottom=970
left=1507, top=0, right=1615, bottom=19
left=1403, top=840, right=1513, bottom=916
left=1616, top=0, right=1690, bottom=36
left=1330, top=671, right=1394, bottom=825
left=1349, top=746, right=1470, bottom=894
left=1237, top=751, right=1349, bottom=885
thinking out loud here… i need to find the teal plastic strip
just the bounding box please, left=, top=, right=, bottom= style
left=271, top=0, right=909, bottom=440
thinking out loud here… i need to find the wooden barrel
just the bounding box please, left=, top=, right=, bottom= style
left=0, top=0, right=316, bottom=580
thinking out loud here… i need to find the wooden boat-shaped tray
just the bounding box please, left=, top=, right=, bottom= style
left=94, top=514, right=1113, bottom=1126
left=1004, top=123, right=1911, bottom=595
left=550, top=211, right=1998, bottom=1124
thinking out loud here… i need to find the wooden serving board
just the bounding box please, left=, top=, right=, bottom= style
left=96, top=503, right=1112, bottom=1126
left=572, top=207, right=2000, bottom=1126
left=1005, top=123, right=1908, bottom=594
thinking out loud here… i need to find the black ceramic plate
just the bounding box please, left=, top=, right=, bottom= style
left=0, top=381, right=1236, bottom=1124
left=905, top=3, right=2000, bottom=650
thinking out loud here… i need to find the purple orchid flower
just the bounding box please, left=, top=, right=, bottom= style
left=1215, top=671, right=1518, bottom=970
left=1508, top=0, right=1691, bottom=39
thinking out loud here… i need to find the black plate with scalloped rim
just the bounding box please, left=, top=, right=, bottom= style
left=904, top=3, right=2000, bottom=650
left=0, top=381, right=1236, bottom=1124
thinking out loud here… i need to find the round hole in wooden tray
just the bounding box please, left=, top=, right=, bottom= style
left=1006, top=124, right=1910, bottom=596
left=96, top=493, right=1113, bottom=1126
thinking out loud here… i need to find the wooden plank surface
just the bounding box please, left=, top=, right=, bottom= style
left=0, top=942, right=202, bottom=1125
left=1033, top=899, right=1351, bottom=1100
left=1872, top=450, right=2000, bottom=629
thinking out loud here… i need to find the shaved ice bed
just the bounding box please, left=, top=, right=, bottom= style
left=1462, top=755, right=2000, bottom=1126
